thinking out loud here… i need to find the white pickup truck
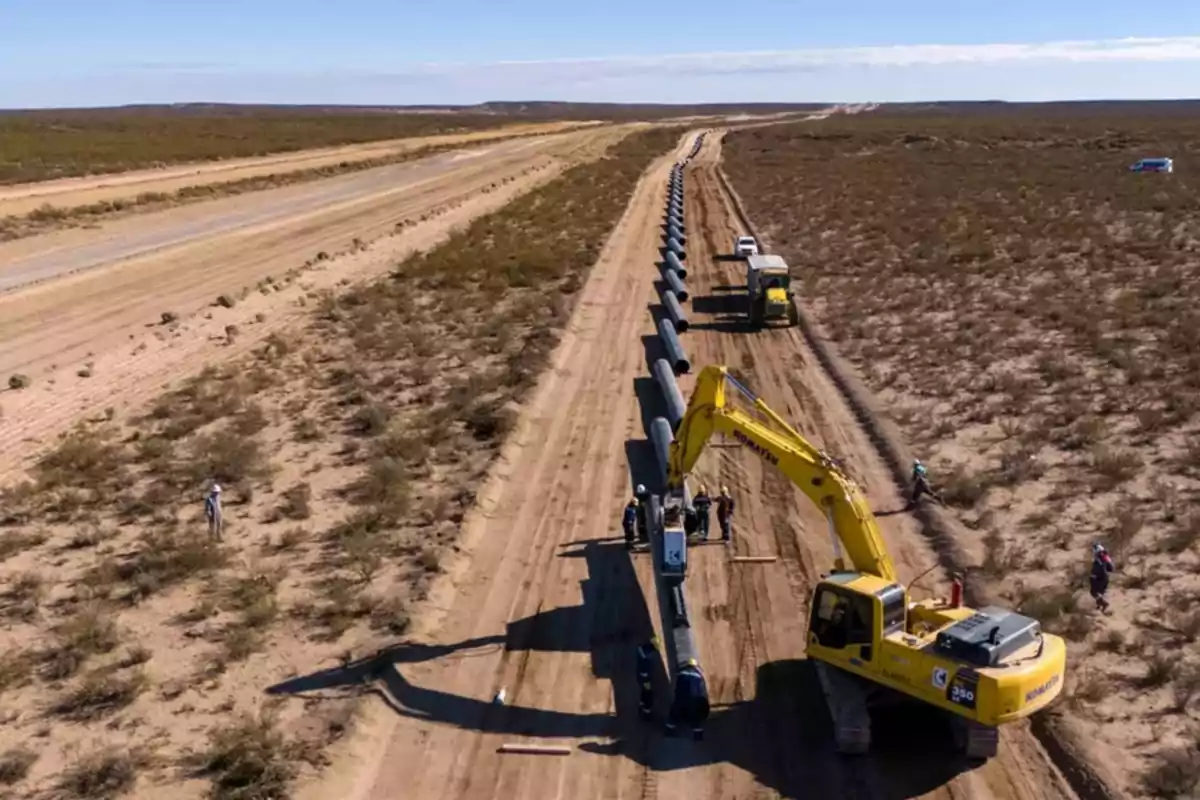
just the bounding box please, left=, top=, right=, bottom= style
left=733, top=236, right=759, bottom=258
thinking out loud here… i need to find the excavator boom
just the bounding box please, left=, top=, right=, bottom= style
left=668, top=366, right=896, bottom=583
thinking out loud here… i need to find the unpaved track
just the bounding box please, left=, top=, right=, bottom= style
left=0, top=133, right=597, bottom=295
left=0, top=125, right=627, bottom=483
left=0, top=120, right=600, bottom=217
left=298, top=130, right=1076, bottom=799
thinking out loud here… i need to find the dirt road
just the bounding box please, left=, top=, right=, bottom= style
left=0, top=120, right=600, bottom=217
left=295, top=131, right=1078, bottom=799
left=0, top=124, right=628, bottom=483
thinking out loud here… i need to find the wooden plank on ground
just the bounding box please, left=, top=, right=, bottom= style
left=498, top=743, right=572, bottom=756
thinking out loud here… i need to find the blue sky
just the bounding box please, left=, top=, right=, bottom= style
left=2, top=1, right=1199, bottom=107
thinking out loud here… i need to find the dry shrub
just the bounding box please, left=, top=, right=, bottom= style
left=1172, top=662, right=1200, bottom=712
left=0, top=746, right=37, bottom=785
left=937, top=465, right=988, bottom=508
left=1164, top=511, right=1200, bottom=554
left=348, top=457, right=411, bottom=519
left=193, top=711, right=298, bottom=800
left=85, top=530, right=228, bottom=601
left=33, top=424, right=128, bottom=495
left=1173, top=608, right=1200, bottom=643
left=277, top=482, right=312, bottom=520
left=0, top=650, right=34, bottom=693
left=1142, top=747, right=1200, bottom=798
left=40, top=603, right=121, bottom=680
left=50, top=668, right=147, bottom=721
left=1109, top=498, right=1145, bottom=556
left=1018, top=585, right=1078, bottom=633
left=58, top=747, right=143, bottom=799
left=1072, top=670, right=1112, bottom=706
left=0, top=528, right=46, bottom=560
left=188, top=425, right=272, bottom=487
left=368, top=595, right=412, bottom=636
left=1088, top=445, right=1141, bottom=491
left=1141, top=650, right=1180, bottom=688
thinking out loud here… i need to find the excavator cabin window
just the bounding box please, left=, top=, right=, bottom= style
left=811, top=587, right=874, bottom=653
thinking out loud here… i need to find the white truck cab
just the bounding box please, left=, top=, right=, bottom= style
left=734, top=236, right=759, bottom=257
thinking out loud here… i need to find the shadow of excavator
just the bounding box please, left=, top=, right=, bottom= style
left=267, top=538, right=977, bottom=799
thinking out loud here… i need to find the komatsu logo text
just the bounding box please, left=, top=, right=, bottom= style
left=732, top=430, right=779, bottom=465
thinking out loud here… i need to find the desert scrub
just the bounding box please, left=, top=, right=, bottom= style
left=0, top=108, right=519, bottom=185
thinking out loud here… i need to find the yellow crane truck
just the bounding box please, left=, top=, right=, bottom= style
left=745, top=254, right=799, bottom=328
left=663, top=365, right=1067, bottom=759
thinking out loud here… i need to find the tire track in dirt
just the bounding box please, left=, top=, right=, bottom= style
left=306, top=132, right=700, bottom=800
left=676, top=131, right=1077, bottom=800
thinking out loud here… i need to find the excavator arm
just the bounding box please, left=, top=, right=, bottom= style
left=667, top=366, right=896, bottom=584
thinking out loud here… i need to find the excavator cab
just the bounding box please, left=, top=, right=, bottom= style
left=810, top=586, right=871, bottom=653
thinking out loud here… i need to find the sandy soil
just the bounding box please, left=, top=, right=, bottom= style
left=0, top=120, right=601, bottom=218
left=0, top=124, right=630, bottom=485
left=295, top=131, right=1078, bottom=799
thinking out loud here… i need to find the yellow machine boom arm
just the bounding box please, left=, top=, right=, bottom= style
left=667, top=366, right=896, bottom=583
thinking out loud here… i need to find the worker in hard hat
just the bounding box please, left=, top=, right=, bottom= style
left=1090, top=543, right=1115, bottom=614
left=716, top=486, right=735, bottom=543
left=666, top=657, right=710, bottom=740
left=634, top=484, right=651, bottom=543
left=635, top=637, right=659, bottom=720
left=205, top=483, right=223, bottom=541
left=909, top=459, right=943, bottom=508
left=622, top=498, right=639, bottom=550
left=692, top=484, right=712, bottom=540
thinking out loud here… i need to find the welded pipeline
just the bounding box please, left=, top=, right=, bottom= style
left=665, top=237, right=686, bottom=260
left=650, top=416, right=674, bottom=487
left=663, top=260, right=689, bottom=293
left=653, top=358, right=687, bottom=431
left=658, top=318, right=691, bottom=375
left=662, top=290, right=690, bottom=333
left=645, top=490, right=709, bottom=737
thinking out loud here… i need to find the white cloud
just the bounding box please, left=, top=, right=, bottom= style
left=409, top=36, right=1200, bottom=79
left=5, top=36, right=1200, bottom=108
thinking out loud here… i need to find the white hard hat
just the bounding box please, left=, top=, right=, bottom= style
left=636, top=484, right=645, bottom=495
left=211, top=484, right=222, bottom=494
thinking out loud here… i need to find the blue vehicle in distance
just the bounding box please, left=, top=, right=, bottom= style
left=1129, top=157, right=1174, bottom=173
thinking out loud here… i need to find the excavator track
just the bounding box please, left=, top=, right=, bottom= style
left=813, top=660, right=872, bottom=755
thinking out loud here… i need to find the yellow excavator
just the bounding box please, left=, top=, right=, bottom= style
left=663, top=366, right=1067, bottom=759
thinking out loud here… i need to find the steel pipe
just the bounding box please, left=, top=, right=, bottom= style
left=664, top=256, right=689, bottom=287
left=650, top=417, right=674, bottom=486
left=664, top=215, right=686, bottom=232
left=645, top=491, right=709, bottom=736
left=658, top=319, right=691, bottom=375
left=653, top=358, right=687, bottom=430
left=661, top=290, right=690, bottom=333
left=665, top=236, right=686, bottom=260
left=666, top=224, right=687, bottom=245
left=667, top=201, right=683, bottom=217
